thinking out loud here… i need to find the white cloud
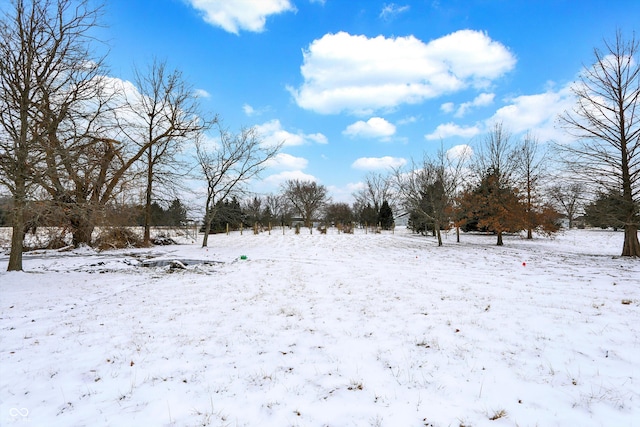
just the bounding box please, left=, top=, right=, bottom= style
left=290, top=30, right=515, bottom=114
left=380, top=3, right=410, bottom=20
left=425, top=122, right=481, bottom=140
left=446, top=144, right=474, bottom=161
left=243, top=103, right=272, bottom=117
left=454, top=92, right=494, bottom=117
left=194, top=88, right=211, bottom=99
left=255, top=119, right=328, bottom=147
left=266, top=153, right=308, bottom=170
left=307, top=133, right=329, bottom=144
left=343, top=117, right=396, bottom=139
left=397, top=115, right=418, bottom=125
left=440, top=102, right=455, bottom=113
left=328, top=182, right=363, bottom=203
left=489, top=86, right=575, bottom=142
left=352, top=156, right=407, bottom=170
left=243, top=104, right=255, bottom=116
left=264, top=170, right=317, bottom=185
left=186, top=0, right=295, bottom=34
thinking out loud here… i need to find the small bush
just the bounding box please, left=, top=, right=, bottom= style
left=95, top=227, right=142, bottom=250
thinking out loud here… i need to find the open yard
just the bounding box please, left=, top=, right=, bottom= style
left=1, top=228, right=639, bottom=426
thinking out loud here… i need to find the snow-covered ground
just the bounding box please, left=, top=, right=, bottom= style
left=0, top=228, right=638, bottom=426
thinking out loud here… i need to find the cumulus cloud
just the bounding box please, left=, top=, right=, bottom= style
left=343, top=117, right=396, bottom=139
left=306, top=133, right=329, bottom=144
left=266, top=153, right=308, bottom=170
left=264, top=170, right=317, bottom=185
left=328, top=182, right=363, bottom=203
left=440, top=102, right=455, bottom=113
left=352, top=156, right=407, bottom=170
left=488, top=86, right=575, bottom=142
left=255, top=119, right=328, bottom=147
left=454, top=92, right=495, bottom=117
left=186, top=0, right=295, bottom=34
left=290, top=30, right=515, bottom=114
left=446, top=144, right=474, bottom=161
left=425, top=122, right=481, bottom=140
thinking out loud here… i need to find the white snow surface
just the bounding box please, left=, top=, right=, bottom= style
left=1, top=228, right=639, bottom=426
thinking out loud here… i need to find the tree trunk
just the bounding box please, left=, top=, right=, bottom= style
left=143, top=147, right=153, bottom=246
left=622, top=225, right=640, bottom=257
left=496, top=231, right=504, bottom=246
left=456, top=225, right=460, bottom=243
left=201, top=219, right=211, bottom=247
left=527, top=227, right=533, bottom=239
left=7, top=200, right=25, bottom=271
left=436, top=226, right=443, bottom=247
left=72, top=220, right=95, bottom=247
left=201, top=203, right=215, bottom=247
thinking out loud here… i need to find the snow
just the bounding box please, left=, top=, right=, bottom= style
left=0, top=228, right=639, bottom=426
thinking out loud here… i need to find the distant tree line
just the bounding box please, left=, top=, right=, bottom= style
left=199, top=182, right=395, bottom=234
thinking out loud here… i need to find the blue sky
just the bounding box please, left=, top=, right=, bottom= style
left=100, top=0, right=640, bottom=202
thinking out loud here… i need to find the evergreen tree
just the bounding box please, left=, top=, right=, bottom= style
left=202, top=197, right=244, bottom=233
left=166, top=199, right=188, bottom=226
left=244, top=197, right=263, bottom=226
left=140, top=202, right=167, bottom=226
left=378, top=200, right=394, bottom=230
left=359, top=203, right=379, bottom=227
left=585, top=190, right=639, bottom=230
left=261, top=205, right=274, bottom=226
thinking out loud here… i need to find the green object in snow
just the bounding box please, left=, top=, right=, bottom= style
left=240, top=255, right=248, bottom=260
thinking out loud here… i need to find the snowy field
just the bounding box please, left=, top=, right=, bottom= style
left=0, top=227, right=639, bottom=427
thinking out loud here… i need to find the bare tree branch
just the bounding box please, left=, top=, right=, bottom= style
left=197, top=123, right=281, bottom=246
left=558, top=30, right=640, bottom=256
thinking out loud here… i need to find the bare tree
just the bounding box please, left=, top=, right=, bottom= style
left=124, top=59, right=209, bottom=245
left=0, top=0, right=105, bottom=270
left=197, top=124, right=281, bottom=247
left=282, top=180, right=329, bottom=228
left=558, top=31, right=640, bottom=256
left=243, top=196, right=263, bottom=226
left=324, top=202, right=354, bottom=227
left=549, top=182, right=584, bottom=229
left=459, top=122, right=524, bottom=246
left=395, top=146, right=468, bottom=246
left=514, top=132, right=548, bottom=239
left=264, top=193, right=291, bottom=226
left=353, top=172, right=397, bottom=214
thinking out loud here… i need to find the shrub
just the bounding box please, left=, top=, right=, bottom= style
left=95, top=227, right=142, bottom=250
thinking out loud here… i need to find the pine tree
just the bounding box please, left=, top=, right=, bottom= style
left=584, top=190, right=638, bottom=230
left=378, top=200, right=394, bottom=230
left=166, top=199, right=188, bottom=226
